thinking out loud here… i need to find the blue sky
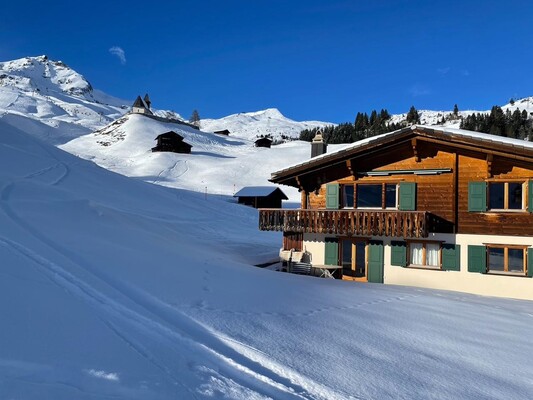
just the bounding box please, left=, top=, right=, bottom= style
left=1, top=0, right=532, bottom=122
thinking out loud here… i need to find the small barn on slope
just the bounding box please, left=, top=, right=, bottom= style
left=234, top=186, right=288, bottom=209
left=255, top=137, right=272, bottom=148
left=152, top=131, right=192, bottom=154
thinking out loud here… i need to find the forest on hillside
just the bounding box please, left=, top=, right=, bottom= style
left=300, top=105, right=533, bottom=144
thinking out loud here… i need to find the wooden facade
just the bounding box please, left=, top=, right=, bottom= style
left=262, top=126, right=533, bottom=237
left=255, top=137, right=272, bottom=148
left=258, top=126, right=533, bottom=298
left=152, top=131, right=192, bottom=154
left=234, top=187, right=288, bottom=209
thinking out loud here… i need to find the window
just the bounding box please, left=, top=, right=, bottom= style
left=409, top=241, right=440, bottom=268
left=343, top=185, right=354, bottom=208
left=341, top=183, right=397, bottom=209
left=487, top=245, right=527, bottom=275
left=488, top=182, right=524, bottom=210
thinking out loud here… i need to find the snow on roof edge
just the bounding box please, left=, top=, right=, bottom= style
left=271, top=124, right=533, bottom=178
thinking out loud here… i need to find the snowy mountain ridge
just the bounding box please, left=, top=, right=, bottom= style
left=0, top=55, right=128, bottom=144
left=200, top=107, right=333, bottom=142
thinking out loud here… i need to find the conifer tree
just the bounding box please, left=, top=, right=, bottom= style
left=406, top=106, right=420, bottom=124
left=189, top=110, right=200, bottom=126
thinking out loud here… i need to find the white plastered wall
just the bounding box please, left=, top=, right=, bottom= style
left=303, top=232, right=533, bottom=301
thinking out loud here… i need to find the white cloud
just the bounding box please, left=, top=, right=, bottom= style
left=437, top=67, right=450, bottom=75
left=461, top=69, right=470, bottom=76
left=86, top=369, right=120, bottom=381
left=109, top=46, right=126, bottom=65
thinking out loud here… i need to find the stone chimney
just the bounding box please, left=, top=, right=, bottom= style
left=311, top=130, right=327, bottom=158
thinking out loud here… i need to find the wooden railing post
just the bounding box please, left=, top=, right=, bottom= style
left=258, top=209, right=429, bottom=238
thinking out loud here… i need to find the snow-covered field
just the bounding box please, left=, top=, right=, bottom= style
left=60, top=113, right=329, bottom=201
left=2, top=55, right=533, bottom=399
left=2, top=118, right=533, bottom=399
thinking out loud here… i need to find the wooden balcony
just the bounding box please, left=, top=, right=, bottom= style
left=258, top=209, right=435, bottom=238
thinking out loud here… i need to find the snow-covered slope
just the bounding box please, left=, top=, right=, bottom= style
left=0, top=55, right=128, bottom=144
left=390, top=97, right=533, bottom=128
left=2, top=115, right=533, bottom=400
left=200, top=108, right=333, bottom=142
left=61, top=113, right=324, bottom=201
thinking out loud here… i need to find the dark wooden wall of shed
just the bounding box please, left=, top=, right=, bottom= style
left=239, top=195, right=283, bottom=208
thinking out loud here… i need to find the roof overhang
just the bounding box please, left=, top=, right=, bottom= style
left=270, top=125, right=533, bottom=192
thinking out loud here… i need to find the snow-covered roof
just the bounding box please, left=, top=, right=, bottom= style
left=272, top=124, right=533, bottom=179
left=233, top=186, right=287, bottom=198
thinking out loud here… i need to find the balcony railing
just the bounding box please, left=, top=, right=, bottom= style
left=259, top=209, right=432, bottom=238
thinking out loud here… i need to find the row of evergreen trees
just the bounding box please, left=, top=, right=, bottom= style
left=300, top=107, right=419, bottom=144
left=460, top=106, right=533, bottom=140
left=301, top=104, right=533, bottom=144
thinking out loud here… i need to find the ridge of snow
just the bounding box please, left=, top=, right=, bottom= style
left=1, top=112, right=533, bottom=400
left=200, top=108, right=333, bottom=142
left=60, top=113, right=314, bottom=201
left=0, top=55, right=128, bottom=144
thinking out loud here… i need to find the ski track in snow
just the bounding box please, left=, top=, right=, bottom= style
left=0, top=235, right=330, bottom=399
left=0, top=164, right=344, bottom=399
left=152, top=159, right=188, bottom=185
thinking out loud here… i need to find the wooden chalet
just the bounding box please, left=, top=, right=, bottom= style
left=234, top=186, right=288, bottom=209
left=255, top=137, right=272, bottom=148
left=213, top=129, right=230, bottom=136
left=259, top=125, right=533, bottom=300
left=152, top=131, right=192, bottom=154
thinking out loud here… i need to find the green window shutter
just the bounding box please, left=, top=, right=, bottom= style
left=368, top=240, right=384, bottom=283
left=528, top=181, right=533, bottom=212
left=398, top=182, right=416, bottom=211
left=467, top=245, right=487, bottom=273
left=442, top=244, right=461, bottom=271
left=325, top=183, right=339, bottom=209
left=527, top=247, right=533, bottom=277
left=390, top=241, right=407, bottom=267
left=324, top=238, right=339, bottom=265
left=468, top=182, right=487, bottom=212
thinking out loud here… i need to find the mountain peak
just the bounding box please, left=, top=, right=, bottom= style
left=0, top=54, right=93, bottom=97
left=246, top=108, right=285, bottom=119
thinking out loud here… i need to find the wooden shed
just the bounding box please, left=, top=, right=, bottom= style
left=255, top=137, right=272, bottom=148
left=152, top=131, right=192, bottom=154
left=213, top=129, right=230, bottom=136
left=234, top=186, right=288, bottom=209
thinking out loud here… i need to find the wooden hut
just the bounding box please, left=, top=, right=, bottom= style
left=213, top=129, right=230, bottom=136
left=255, top=137, right=272, bottom=148
left=233, top=186, right=288, bottom=209
left=152, top=131, right=192, bottom=154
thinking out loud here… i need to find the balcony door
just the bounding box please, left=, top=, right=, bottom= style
left=341, top=239, right=367, bottom=281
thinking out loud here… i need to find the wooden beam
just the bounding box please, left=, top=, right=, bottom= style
left=411, top=138, right=420, bottom=162
left=486, top=154, right=493, bottom=178
left=346, top=159, right=357, bottom=178
left=295, top=176, right=305, bottom=192
left=452, top=153, right=458, bottom=233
